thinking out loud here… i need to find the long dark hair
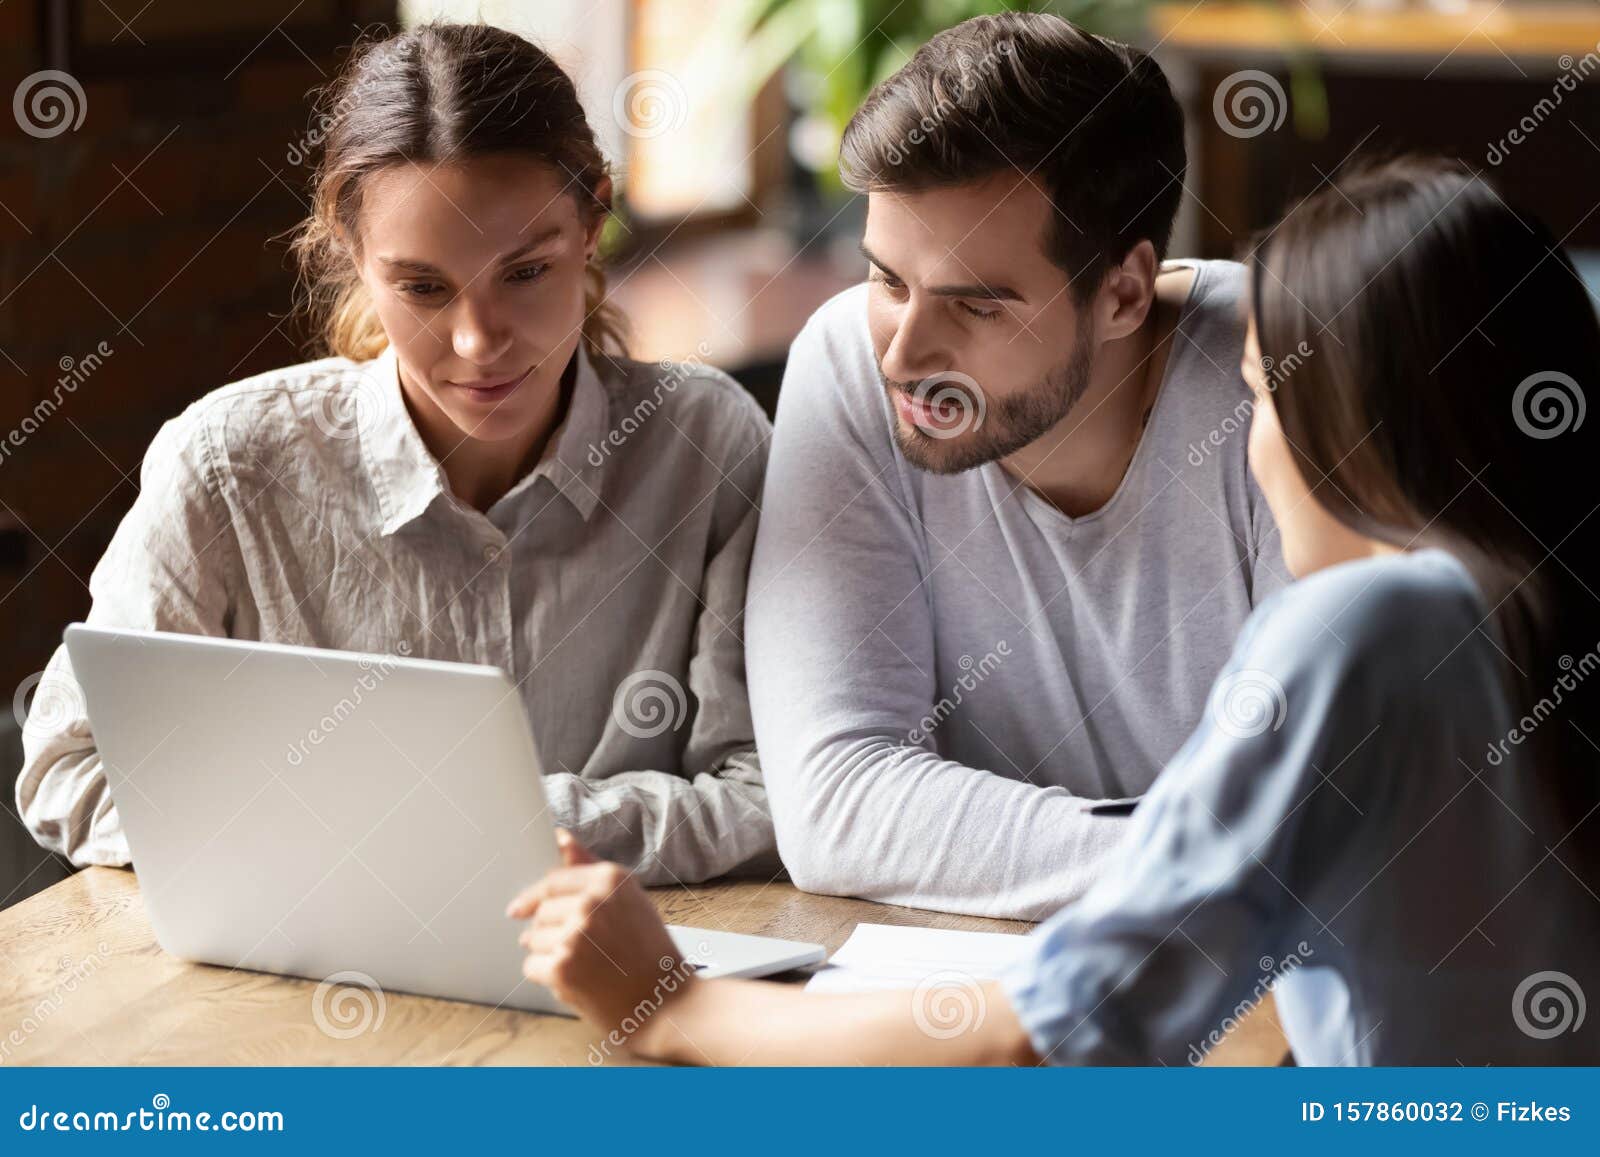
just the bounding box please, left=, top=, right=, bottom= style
left=1250, top=155, right=1599, bottom=841
left=289, top=22, right=629, bottom=363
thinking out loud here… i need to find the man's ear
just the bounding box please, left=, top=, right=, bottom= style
left=1099, top=240, right=1159, bottom=341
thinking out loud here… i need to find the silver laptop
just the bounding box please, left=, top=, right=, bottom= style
left=64, top=624, right=824, bottom=1015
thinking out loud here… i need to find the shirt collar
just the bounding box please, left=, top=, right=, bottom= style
left=357, top=343, right=610, bottom=536
left=497, top=343, right=609, bottom=521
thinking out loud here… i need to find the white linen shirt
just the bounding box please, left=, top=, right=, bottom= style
left=17, top=342, right=778, bottom=885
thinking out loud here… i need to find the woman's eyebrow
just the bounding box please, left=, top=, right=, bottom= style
left=377, top=224, right=566, bottom=275
left=497, top=223, right=565, bottom=263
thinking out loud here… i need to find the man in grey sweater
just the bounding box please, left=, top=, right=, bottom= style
left=746, top=13, right=1286, bottom=919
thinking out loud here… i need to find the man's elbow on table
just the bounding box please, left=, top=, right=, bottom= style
left=767, top=765, right=880, bottom=899
left=772, top=822, right=852, bottom=898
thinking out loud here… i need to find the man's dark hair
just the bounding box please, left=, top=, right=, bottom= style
left=839, top=11, right=1186, bottom=300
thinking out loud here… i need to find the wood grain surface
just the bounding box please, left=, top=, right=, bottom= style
left=0, top=868, right=1288, bottom=1067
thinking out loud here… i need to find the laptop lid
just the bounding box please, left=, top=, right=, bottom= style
left=64, top=623, right=563, bottom=1014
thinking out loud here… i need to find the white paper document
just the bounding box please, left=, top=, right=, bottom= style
left=804, top=922, right=1030, bottom=994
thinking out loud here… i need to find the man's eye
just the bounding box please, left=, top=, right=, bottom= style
left=958, top=301, right=1000, bottom=322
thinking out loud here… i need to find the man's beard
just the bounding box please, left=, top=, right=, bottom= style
left=882, top=331, right=1095, bottom=476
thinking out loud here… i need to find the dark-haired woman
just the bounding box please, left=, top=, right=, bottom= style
left=18, top=24, right=777, bottom=884
left=509, top=156, right=1600, bottom=1064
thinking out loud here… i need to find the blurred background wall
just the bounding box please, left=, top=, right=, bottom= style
left=4, top=0, right=1599, bottom=909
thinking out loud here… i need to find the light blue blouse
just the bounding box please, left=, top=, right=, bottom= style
left=1002, top=549, right=1600, bottom=1064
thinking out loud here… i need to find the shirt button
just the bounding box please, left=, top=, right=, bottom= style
left=482, top=544, right=501, bottom=563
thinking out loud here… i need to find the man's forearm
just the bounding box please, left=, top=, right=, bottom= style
left=772, top=741, right=1136, bottom=920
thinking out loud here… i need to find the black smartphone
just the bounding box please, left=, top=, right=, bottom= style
left=1086, top=798, right=1140, bottom=817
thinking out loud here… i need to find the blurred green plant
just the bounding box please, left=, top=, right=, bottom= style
left=718, top=0, right=1326, bottom=187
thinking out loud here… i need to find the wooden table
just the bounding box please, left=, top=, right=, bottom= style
left=0, top=868, right=1288, bottom=1066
